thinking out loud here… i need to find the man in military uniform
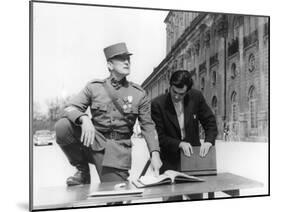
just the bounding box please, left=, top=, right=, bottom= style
left=55, top=42, right=162, bottom=186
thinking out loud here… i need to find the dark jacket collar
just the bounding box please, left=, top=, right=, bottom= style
left=108, top=75, right=128, bottom=89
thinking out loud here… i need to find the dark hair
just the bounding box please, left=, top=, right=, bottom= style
left=169, top=70, right=193, bottom=91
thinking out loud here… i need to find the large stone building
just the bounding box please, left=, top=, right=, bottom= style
left=142, top=12, right=269, bottom=141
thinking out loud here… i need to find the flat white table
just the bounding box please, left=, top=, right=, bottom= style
left=32, top=172, right=264, bottom=211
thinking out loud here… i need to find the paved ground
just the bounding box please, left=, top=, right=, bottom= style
left=33, top=138, right=268, bottom=202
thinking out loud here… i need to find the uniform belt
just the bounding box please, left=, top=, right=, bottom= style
left=103, top=131, right=131, bottom=140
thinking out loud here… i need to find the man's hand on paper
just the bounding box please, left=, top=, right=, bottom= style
left=150, top=151, right=162, bottom=177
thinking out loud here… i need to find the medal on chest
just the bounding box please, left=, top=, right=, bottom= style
left=122, top=95, right=133, bottom=112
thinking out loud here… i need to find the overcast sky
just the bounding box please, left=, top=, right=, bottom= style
left=33, top=2, right=168, bottom=113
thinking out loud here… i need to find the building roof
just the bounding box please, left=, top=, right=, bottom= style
left=164, top=11, right=173, bottom=23
left=142, top=13, right=207, bottom=88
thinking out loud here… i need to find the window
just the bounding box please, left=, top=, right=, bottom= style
left=173, top=60, right=178, bottom=71
left=249, top=16, right=257, bottom=33
left=248, top=53, right=256, bottom=72
left=180, top=14, right=183, bottom=26
left=211, top=96, right=218, bottom=115
left=167, top=69, right=172, bottom=80
left=249, top=86, right=257, bottom=128
left=244, top=16, right=250, bottom=36
left=231, top=91, right=238, bottom=121
left=232, top=104, right=238, bottom=121
left=231, top=63, right=237, bottom=79
left=147, top=87, right=152, bottom=100
left=212, top=71, right=217, bottom=86
left=231, top=91, right=237, bottom=102
left=160, top=76, right=165, bottom=95
left=158, top=79, right=162, bottom=95
left=152, top=84, right=158, bottom=99
left=192, top=71, right=197, bottom=86
left=200, top=77, right=205, bottom=91
left=179, top=55, right=184, bottom=69
left=233, top=16, right=239, bottom=38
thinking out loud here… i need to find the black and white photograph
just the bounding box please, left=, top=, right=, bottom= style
left=29, top=0, right=269, bottom=211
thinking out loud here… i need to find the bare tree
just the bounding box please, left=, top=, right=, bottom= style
left=33, top=96, right=73, bottom=134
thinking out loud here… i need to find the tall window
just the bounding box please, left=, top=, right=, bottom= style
left=233, top=16, right=239, bottom=38
left=244, top=16, right=257, bottom=36
left=249, top=16, right=257, bottom=33
left=212, top=71, right=217, bottom=86
left=248, top=53, right=256, bottom=72
left=159, top=76, right=165, bottom=95
left=249, top=86, right=257, bottom=128
left=231, top=63, right=237, bottom=79
left=192, top=70, right=197, bottom=87
left=179, top=55, right=184, bottom=69
left=211, top=96, right=218, bottom=116
left=244, top=16, right=250, bottom=36
left=231, top=91, right=238, bottom=122
left=147, top=87, right=152, bottom=100
left=157, top=79, right=161, bottom=95
left=152, top=83, right=158, bottom=99
left=173, top=60, right=178, bottom=71
left=200, top=77, right=205, bottom=91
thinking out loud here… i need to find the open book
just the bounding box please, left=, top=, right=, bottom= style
left=132, top=170, right=204, bottom=188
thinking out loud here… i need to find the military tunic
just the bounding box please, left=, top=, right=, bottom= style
left=63, top=77, right=160, bottom=170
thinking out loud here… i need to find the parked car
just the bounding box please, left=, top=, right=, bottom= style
left=50, top=131, right=56, bottom=140
left=33, top=130, right=53, bottom=146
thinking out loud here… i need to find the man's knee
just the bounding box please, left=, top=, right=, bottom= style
left=100, top=167, right=129, bottom=182
left=55, top=118, right=73, bottom=145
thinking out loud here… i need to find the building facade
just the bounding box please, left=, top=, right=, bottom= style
left=142, top=12, right=269, bottom=141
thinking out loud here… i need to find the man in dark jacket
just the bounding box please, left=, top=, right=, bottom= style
left=151, top=69, right=218, bottom=175
left=151, top=70, right=217, bottom=201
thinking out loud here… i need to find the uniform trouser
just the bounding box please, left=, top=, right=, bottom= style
left=55, top=118, right=129, bottom=182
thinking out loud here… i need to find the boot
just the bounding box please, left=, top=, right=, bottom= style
left=59, top=143, right=91, bottom=186
left=66, top=164, right=91, bottom=186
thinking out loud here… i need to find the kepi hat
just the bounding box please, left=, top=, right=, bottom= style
left=103, top=42, right=133, bottom=60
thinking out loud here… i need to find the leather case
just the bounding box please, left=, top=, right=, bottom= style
left=180, top=146, right=217, bottom=176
